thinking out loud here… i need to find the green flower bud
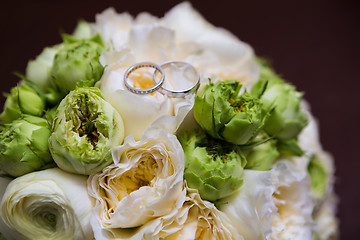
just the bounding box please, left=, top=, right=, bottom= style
left=244, top=136, right=279, bottom=171
left=0, top=84, right=45, bottom=123
left=251, top=64, right=308, bottom=140
left=51, top=35, right=105, bottom=95
left=49, top=87, right=125, bottom=175
left=307, top=155, right=328, bottom=198
left=0, top=115, right=53, bottom=177
left=179, top=129, right=246, bottom=202
left=193, top=80, right=268, bottom=145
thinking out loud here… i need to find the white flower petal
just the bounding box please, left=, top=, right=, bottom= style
left=220, top=169, right=276, bottom=240
left=163, top=2, right=259, bottom=85
left=93, top=8, right=133, bottom=50
left=104, top=187, right=241, bottom=240
left=0, top=168, right=93, bottom=240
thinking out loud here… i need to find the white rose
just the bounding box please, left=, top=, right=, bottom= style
left=0, top=168, right=93, bottom=240
left=93, top=2, right=259, bottom=140
left=88, top=127, right=185, bottom=238
left=101, top=187, right=241, bottom=240
left=220, top=169, right=276, bottom=240
left=221, top=161, right=315, bottom=240
left=97, top=25, right=195, bottom=140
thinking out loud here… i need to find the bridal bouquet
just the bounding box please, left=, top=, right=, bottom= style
left=0, top=2, right=338, bottom=240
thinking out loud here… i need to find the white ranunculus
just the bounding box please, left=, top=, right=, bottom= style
left=270, top=161, right=315, bottom=240
left=0, top=168, right=93, bottom=240
left=220, top=169, right=276, bottom=240
left=93, top=2, right=259, bottom=140
left=88, top=127, right=185, bottom=238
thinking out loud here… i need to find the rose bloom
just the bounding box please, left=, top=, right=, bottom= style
left=93, top=2, right=259, bottom=140
left=87, top=127, right=185, bottom=239
left=90, top=186, right=241, bottom=240
left=220, top=161, right=315, bottom=240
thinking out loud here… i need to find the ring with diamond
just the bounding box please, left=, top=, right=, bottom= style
left=156, top=60, right=200, bottom=98
left=124, top=62, right=165, bottom=95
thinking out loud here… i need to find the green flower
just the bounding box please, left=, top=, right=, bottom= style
left=51, top=35, right=105, bottom=95
left=193, top=80, right=268, bottom=145
left=0, top=83, right=45, bottom=123
left=307, top=154, right=328, bottom=198
left=251, top=64, right=308, bottom=140
left=179, top=129, right=246, bottom=202
left=49, top=87, right=124, bottom=175
left=244, top=135, right=279, bottom=171
left=0, top=115, right=53, bottom=177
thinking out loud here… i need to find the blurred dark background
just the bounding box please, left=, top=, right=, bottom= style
left=0, top=0, right=359, bottom=238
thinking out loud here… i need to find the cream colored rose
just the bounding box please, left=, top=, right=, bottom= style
left=88, top=127, right=185, bottom=238
left=94, top=186, right=241, bottom=240
left=0, top=168, right=93, bottom=240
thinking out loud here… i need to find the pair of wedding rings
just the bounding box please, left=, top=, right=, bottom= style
left=124, top=60, right=200, bottom=98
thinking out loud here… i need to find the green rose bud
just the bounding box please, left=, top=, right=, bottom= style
left=0, top=84, right=45, bottom=123
left=307, top=154, right=328, bottom=198
left=251, top=64, right=308, bottom=140
left=0, top=115, right=53, bottom=177
left=244, top=135, right=279, bottom=171
left=51, top=35, right=105, bottom=95
left=179, top=129, right=246, bottom=202
left=49, top=87, right=125, bottom=175
left=194, top=79, right=268, bottom=145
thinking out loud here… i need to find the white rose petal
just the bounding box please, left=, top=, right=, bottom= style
left=0, top=168, right=93, bottom=240
left=105, top=187, right=241, bottom=240
left=163, top=2, right=259, bottom=85
left=220, top=169, right=276, bottom=240
left=88, top=127, right=185, bottom=238
left=93, top=8, right=133, bottom=50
